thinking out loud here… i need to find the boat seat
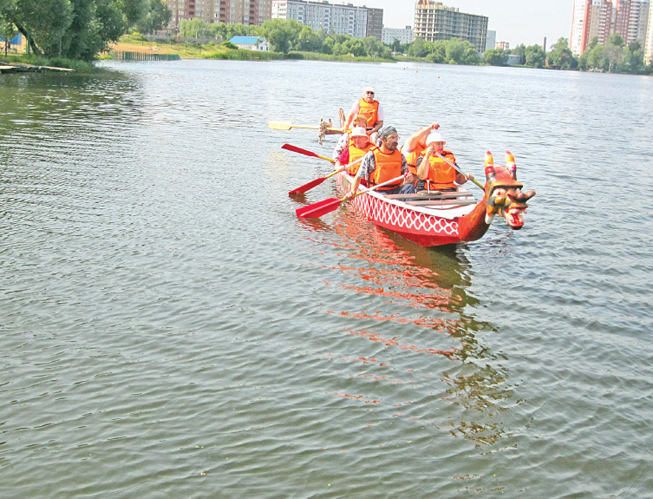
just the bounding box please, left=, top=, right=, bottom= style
left=384, top=192, right=475, bottom=201
left=405, top=198, right=478, bottom=207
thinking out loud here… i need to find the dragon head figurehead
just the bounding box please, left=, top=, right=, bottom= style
left=483, top=151, right=535, bottom=230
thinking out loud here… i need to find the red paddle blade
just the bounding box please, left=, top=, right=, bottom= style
left=296, top=197, right=343, bottom=218
left=282, top=143, right=318, bottom=158
left=289, top=176, right=326, bottom=195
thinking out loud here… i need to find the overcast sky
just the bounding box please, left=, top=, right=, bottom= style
left=368, top=0, right=574, bottom=47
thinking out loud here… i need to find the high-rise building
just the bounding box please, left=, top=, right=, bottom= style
left=645, top=5, right=653, bottom=63
left=271, top=0, right=382, bottom=40
left=366, top=7, right=384, bottom=41
left=570, top=0, right=650, bottom=55
left=166, top=0, right=272, bottom=29
left=413, top=1, right=488, bottom=53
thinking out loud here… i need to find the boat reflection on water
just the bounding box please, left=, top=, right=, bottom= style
left=301, top=204, right=516, bottom=449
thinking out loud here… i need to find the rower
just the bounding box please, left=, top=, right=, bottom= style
left=335, top=126, right=376, bottom=176
left=402, top=122, right=440, bottom=180
left=332, top=114, right=369, bottom=161
left=415, top=131, right=473, bottom=192
left=346, top=126, right=417, bottom=198
left=344, top=86, right=384, bottom=144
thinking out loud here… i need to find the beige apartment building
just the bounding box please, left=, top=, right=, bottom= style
left=413, top=0, right=488, bottom=53
left=166, top=0, right=272, bottom=29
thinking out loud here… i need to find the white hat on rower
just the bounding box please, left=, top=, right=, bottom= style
left=364, top=86, right=375, bottom=93
left=426, top=131, right=446, bottom=144
left=350, top=127, right=368, bottom=138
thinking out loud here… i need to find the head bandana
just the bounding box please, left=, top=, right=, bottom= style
left=378, top=126, right=397, bottom=140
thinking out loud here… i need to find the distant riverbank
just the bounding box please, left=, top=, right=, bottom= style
left=106, top=37, right=395, bottom=63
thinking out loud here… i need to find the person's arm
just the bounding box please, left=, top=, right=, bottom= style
left=332, top=132, right=349, bottom=161
left=416, top=147, right=434, bottom=180
left=346, top=152, right=374, bottom=199
left=404, top=123, right=439, bottom=152
left=344, top=101, right=359, bottom=130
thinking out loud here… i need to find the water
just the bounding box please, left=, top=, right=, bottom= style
left=0, top=60, right=652, bottom=498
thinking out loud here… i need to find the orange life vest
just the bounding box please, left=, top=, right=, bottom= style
left=358, top=98, right=380, bottom=128
left=404, top=143, right=426, bottom=175
left=369, top=148, right=403, bottom=191
left=422, top=150, right=457, bottom=190
left=347, top=143, right=375, bottom=175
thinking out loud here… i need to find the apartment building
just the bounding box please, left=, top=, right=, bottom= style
left=570, top=0, right=650, bottom=55
left=272, top=0, right=382, bottom=40
left=166, top=0, right=272, bottom=29
left=382, top=26, right=414, bottom=45
left=413, top=1, right=488, bottom=53
left=646, top=6, right=653, bottom=63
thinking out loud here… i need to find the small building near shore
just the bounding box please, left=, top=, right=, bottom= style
left=506, top=54, right=522, bottom=65
left=1, top=33, right=23, bottom=53
left=228, top=36, right=269, bottom=51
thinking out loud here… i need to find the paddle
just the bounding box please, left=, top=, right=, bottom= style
left=296, top=174, right=406, bottom=219
left=269, top=121, right=343, bottom=133
left=282, top=144, right=335, bottom=164
left=289, top=167, right=345, bottom=195
left=288, top=153, right=371, bottom=195
left=435, top=152, right=485, bottom=190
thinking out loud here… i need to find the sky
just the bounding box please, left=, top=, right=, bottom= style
left=368, top=0, right=574, bottom=47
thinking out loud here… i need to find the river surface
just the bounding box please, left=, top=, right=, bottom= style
left=0, top=59, right=652, bottom=498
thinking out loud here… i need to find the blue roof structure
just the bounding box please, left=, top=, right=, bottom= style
left=229, top=36, right=264, bottom=45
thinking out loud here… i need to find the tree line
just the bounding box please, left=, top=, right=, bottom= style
left=181, top=19, right=652, bottom=74
left=180, top=18, right=394, bottom=59
left=479, top=35, right=650, bottom=74
left=0, top=0, right=170, bottom=61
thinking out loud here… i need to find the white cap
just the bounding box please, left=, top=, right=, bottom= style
left=350, top=127, right=368, bottom=138
left=364, top=86, right=375, bottom=93
left=426, top=131, right=445, bottom=144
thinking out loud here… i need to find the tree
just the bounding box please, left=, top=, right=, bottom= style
left=296, top=25, right=321, bottom=52
left=445, top=38, right=479, bottom=65
left=134, top=0, right=171, bottom=35
left=524, top=44, right=545, bottom=68
left=547, top=37, right=578, bottom=70
left=482, top=48, right=507, bottom=66
left=179, top=17, right=211, bottom=38
left=511, top=43, right=526, bottom=65
left=408, top=37, right=428, bottom=57
left=0, top=0, right=150, bottom=60
left=261, top=18, right=301, bottom=54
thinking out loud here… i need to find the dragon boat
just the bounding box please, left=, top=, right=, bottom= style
left=335, top=151, right=536, bottom=247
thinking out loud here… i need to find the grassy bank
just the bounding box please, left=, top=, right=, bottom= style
left=0, top=54, right=97, bottom=72
left=108, top=35, right=396, bottom=63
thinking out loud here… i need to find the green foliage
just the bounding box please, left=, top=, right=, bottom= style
left=547, top=37, right=577, bottom=70
left=579, top=35, right=648, bottom=74
left=510, top=44, right=526, bottom=65
left=482, top=48, right=507, bottom=66
left=261, top=18, right=302, bottom=54
left=524, top=44, right=545, bottom=68
left=0, top=0, right=165, bottom=61
left=134, top=0, right=171, bottom=35
left=221, top=41, right=238, bottom=50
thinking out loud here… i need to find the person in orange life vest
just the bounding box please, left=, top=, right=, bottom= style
left=344, top=86, right=384, bottom=144
left=415, top=131, right=473, bottom=192
left=401, top=122, right=440, bottom=175
left=332, top=114, right=369, bottom=160
left=346, top=126, right=417, bottom=199
left=334, top=127, right=376, bottom=176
